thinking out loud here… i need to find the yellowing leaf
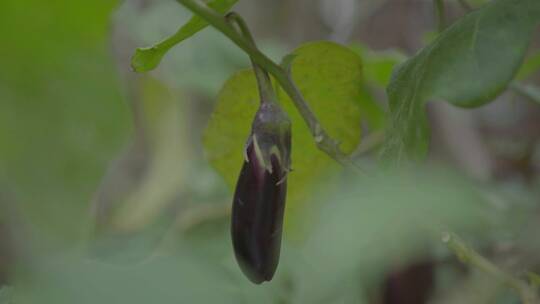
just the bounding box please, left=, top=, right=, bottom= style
left=203, top=41, right=381, bottom=231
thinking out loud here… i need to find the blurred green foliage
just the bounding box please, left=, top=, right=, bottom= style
left=0, top=0, right=539, bottom=303
left=0, top=0, right=131, bottom=241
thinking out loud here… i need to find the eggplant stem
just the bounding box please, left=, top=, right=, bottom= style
left=225, top=12, right=276, bottom=105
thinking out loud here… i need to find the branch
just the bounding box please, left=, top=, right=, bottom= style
left=224, top=12, right=277, bottom=104
left=511, top=82, right=540, bottom=105
left=175, top=0, right=358, bottom=169
left=434, top=0, right=447, bottom=33
left=442, top=232, right=539, bottom=304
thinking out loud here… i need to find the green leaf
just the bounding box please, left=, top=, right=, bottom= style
left=203, top=41, right=381, bottom=229
left=131, top=46, right=167, bottom=73
left=381, top=0, right=540, bottom=161
left=131, top=0, right=238, bottom=72
left=349, top=43, right=406, bottom=88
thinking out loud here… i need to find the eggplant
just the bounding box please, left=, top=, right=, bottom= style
left=231, top=101, right=291, bottom=284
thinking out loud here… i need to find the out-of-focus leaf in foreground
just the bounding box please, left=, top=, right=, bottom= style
left=12, top=254, right=272, bottom=304
left=203, top=41, right=383, bottom=229
left=381, top=0, right=540, bottom=161
left=292, top=167, right=492, bottom=303
left=14, top=218, right=287, bottom=304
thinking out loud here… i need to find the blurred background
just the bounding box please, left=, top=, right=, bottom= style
left=0, top=0, right=539, bottom=303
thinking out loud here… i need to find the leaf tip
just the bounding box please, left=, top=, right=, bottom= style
left=130, top=46, right=166, bottom=73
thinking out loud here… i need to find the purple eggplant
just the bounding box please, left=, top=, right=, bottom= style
left=231, top=101, right=291, bottom=284
left=225, top=13, right=292, bottom=283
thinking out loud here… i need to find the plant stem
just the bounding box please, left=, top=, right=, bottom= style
left=442, top=232, right=539, bottom=304
left=175, top=0, right=356, bottom=168
left=510, top=82, right=540, bottom=104
left=434, top=0, right=447, bottom=33
left=225, top=12, right=276, bottom=104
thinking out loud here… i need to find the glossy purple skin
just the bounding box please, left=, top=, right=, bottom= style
left=231, top=142, right=287, bottom=284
